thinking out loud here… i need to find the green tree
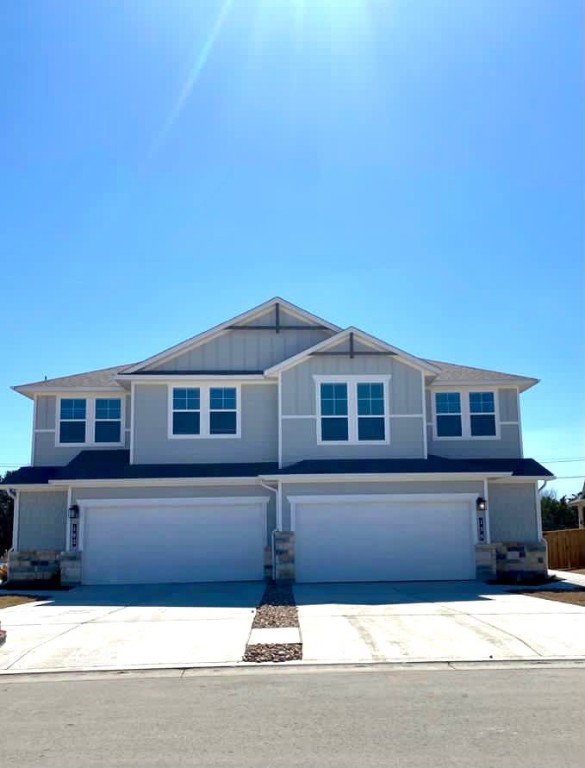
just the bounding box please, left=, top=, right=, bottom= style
left=540, top=489, right=578, bottom=532
left=0, top=474, right=14, bottom=556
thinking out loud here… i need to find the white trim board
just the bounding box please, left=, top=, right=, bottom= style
left=265, top=327, right=440, bottom=377
left=123, top=297, right=340, bottom=374
left=49, top=477, right=263, bottom=488
left=262, top=472, right=513, bottom=483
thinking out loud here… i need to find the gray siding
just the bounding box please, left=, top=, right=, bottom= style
left=282, top=417, right=425, bottom=466
left=427, top=424, right=521, bottom=459
left=148, top=309, right=333, bottom=372
left=133, top=383, right=278, bottom=464
left=280, top=480, right=483, bottom=530
left=33, top=394, right=131, bottom=467
left=17, top=491, right=67, bottom=551
left=499, top=388, right=519, bottom=422
left=34, top=430, right=131, bottom=467
left=281, top=356, right=425, bottom=464
left=71, top=485, right=275, bottom=545
left=488, top=482, right=539, bottom=542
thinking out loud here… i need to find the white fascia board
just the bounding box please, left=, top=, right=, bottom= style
left=0, top=484, right=65, bottom=491
left=489, top=475, right=556, bottom=483
left=123, top=297, right=341, bottom=375
left=116, top=374, right=272, bottom=383
left=430, top=379, right=539, bottom=393
left=12, top=386, right=125, bottom=400
left=48, top=477, right=262, bottom=488
left=259, top=472, right=514, bottom=483
left=264, top=328, right=441, bottom=377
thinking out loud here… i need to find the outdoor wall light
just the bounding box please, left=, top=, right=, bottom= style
left=476, top=497, right=487, bottom=512
left=68, top=504, right=80, bottom=519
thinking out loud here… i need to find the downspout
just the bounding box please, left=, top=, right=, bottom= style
left=6, top=489, right=17, bottom=551
left=536, top=480, right=549, bottom=541
left=259, top=480, right=279, bottom=580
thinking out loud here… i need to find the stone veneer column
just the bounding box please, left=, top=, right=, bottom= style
left=273, top=531, right=295, bottom=581
left=59, top=552, right=82, bottom=585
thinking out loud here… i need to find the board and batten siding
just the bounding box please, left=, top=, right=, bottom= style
left=280, top=480, right=483, bottom=531
left=280, top=354, right=426, bottom=466
left=71, top=485, right=275, bottom=546
left=132, top=383, right=278, bottom=464
left=17, top=491, right=68, bottom=551
left=425, top=387, right=522, bottom=459
left=147, top=309, right=333, bottom=372
left=487, top=482, right=539, bottom=542
left=33, top=395, right=131, bottom=467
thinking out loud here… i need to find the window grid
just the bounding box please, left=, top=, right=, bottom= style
left=94, top=398, right=122, bottom=444
left=172, top=387, right=201, bottom=436
left=209, top=388, right=237, bottom=435
left=57, top=397, right=124, bottom=446
left=318, top=380, right=387, bottom=444
left=434, top=390, right=498, bottom=439
left=169, top=386, right=240, bottom=439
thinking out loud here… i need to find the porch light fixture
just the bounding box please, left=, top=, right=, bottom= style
left=476, top=497, right=487, bottom=512
left=68, top=504, right=80, bottom=519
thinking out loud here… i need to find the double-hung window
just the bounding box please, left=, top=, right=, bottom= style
left=59, top=399, right=87, bottom=444
left=172, top=388, right=200, bottom=435
left=209, top=387, right=237, bottom=435
left=435, top=393, right=462, bottom=437
left=317, top=378, right=388, bottom=444
left=320, top=383, right=349, bottom=441
left=170, top=386, right=239, bottom=438
left=95, top=399, right=122, bottom=443
left=469, top=392, right=496, bottom=436
left=434, top=390, right=497, bottom=438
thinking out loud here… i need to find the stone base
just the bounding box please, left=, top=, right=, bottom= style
left=60, top=552, right=82, bottom=585
left=8, top=550, right=60, bottom=583
left=476, top=541, right=548, bottom=583
left=273, top=531, right=294, bottom=581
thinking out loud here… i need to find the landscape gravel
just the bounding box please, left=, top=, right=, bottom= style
left=243, top=643, right=302, bottom=663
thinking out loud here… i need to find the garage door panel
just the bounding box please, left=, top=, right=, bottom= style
left=81, top=501, right=265, bottom=585
left=294, top=496, right=476, bottom=583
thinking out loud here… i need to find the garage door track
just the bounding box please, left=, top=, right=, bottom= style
left=0, top=582, right=264, bottom=673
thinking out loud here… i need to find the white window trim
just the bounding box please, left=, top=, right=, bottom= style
left=167, top=384, right=241, bottom=440
left=431, top=387, right=500, bottom=441
left=313, top=375, right=391, bottom=446
left=56, top=396, right=125, bottom=448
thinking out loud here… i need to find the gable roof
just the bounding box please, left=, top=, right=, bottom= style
left=122, top=297, right=341, bottom=375
left=264, top=327, right=442, bottom=376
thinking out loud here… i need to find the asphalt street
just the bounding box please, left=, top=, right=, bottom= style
left=1, top=666, right=584, bottom=767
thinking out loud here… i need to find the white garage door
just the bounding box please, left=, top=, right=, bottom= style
left=293, top=494, right=477, bottom=583
left=80, top=498, right=267, bottom=585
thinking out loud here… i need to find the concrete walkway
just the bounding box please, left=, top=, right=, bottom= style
left=0, top=582, right=263, bottom=673
left=294, top=580, right=585, bottom=664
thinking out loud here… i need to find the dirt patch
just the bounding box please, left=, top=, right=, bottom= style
left=252, top=582, right=299, bottom=629
left=243, top=643, right=302, bottom=663
left=519, top=589, right=585, bottom=608
left=0, top=595, right=44, bottom=610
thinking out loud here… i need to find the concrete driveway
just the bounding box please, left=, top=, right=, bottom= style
left=0, top=582, right=264, bottom=673
left=294, top=581, right=585, bottom=663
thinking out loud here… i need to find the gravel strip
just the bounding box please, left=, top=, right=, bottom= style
left=243, top=643, right=302, bottom=663
left=252, top=581, right=299, bottom=629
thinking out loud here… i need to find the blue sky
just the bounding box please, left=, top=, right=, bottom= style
left=0, top=0, right=583, bottom=496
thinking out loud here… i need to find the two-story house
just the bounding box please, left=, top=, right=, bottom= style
left=2, top=298, right=553, bottom=585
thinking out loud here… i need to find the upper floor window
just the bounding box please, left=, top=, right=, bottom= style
left=59, top=399, right=87, bottom=444
left=317, top=377, right=389, bottom=444
left=433, top=390, right=497, bottom=439
left=469, top=392, right=496, bottom=436
left=57, top=397, right=123, bottom=446
left=435, top=392, right=462, bottom=437
left=170, top=385, right=239, bottom=438
left=210, top=387, right=237, bottom=435
left=172, top=388, right=200, bottom=435
left=95, top=399, right=122, bottom=443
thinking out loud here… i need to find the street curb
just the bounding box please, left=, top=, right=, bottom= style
left=2, top=656, right=585, bottom=681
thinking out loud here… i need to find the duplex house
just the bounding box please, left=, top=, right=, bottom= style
left=2, top=298, right=553, bottom=585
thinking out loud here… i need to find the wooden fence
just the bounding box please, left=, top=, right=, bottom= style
left=544, top=528, right=585, bottom=570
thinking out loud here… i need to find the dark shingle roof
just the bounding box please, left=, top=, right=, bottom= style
left=278, top=456, right=553, bottom=477
left=2, top=452, right=552, bottom=486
